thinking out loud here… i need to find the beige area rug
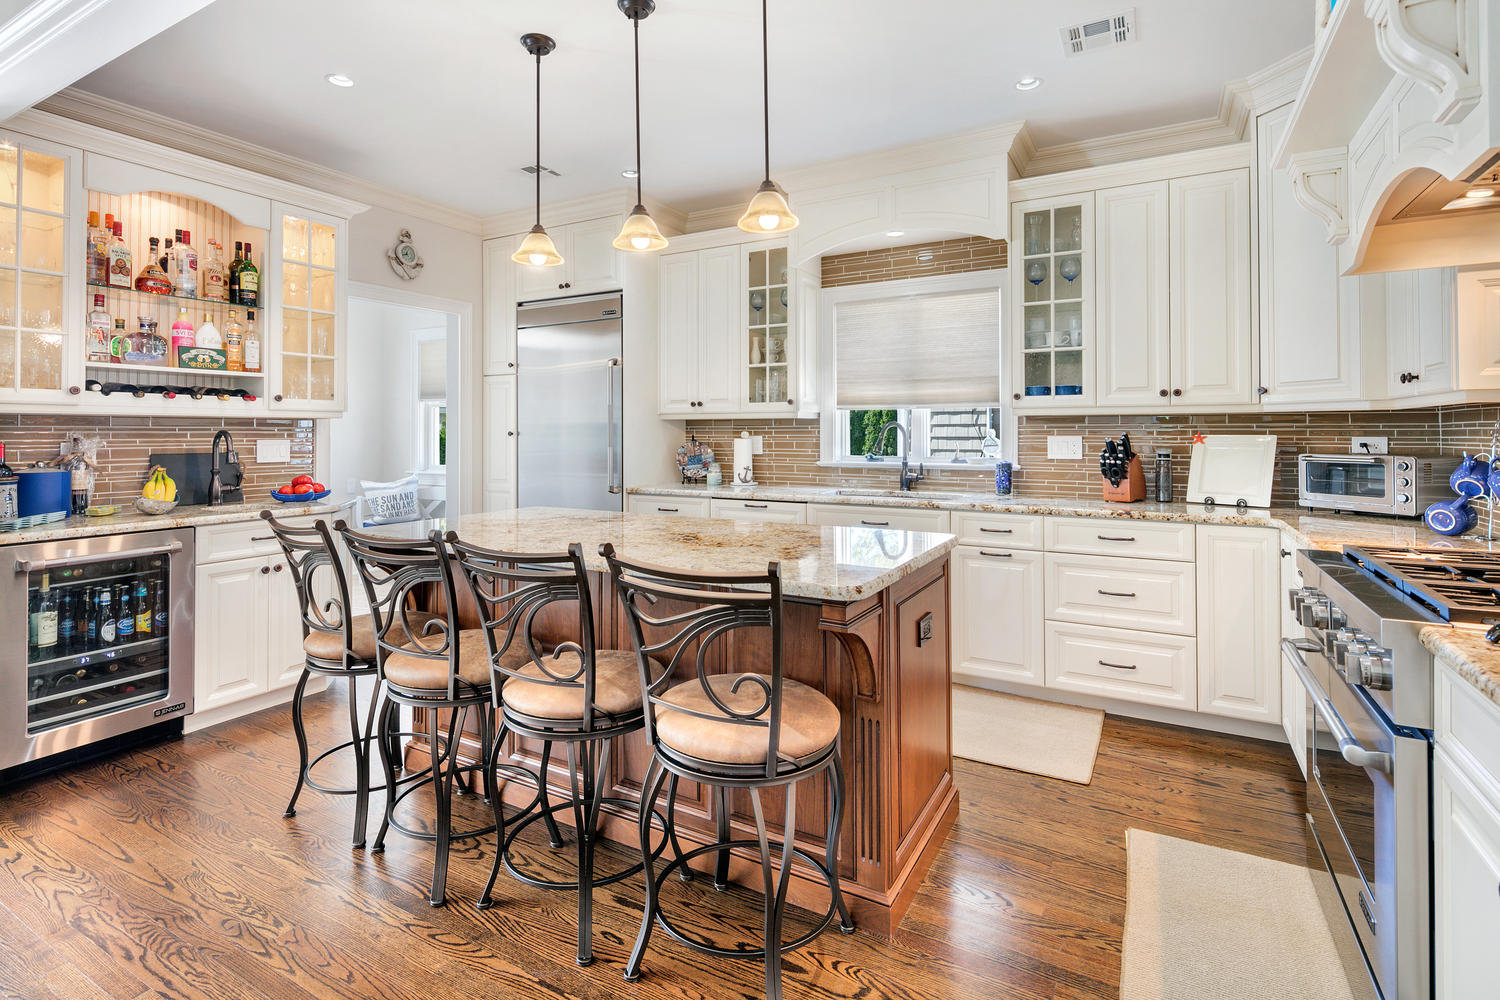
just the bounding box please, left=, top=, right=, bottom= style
left=1120, top=830, right=1358, bottom=1000
left=950, top=686, right=1104, bottom=784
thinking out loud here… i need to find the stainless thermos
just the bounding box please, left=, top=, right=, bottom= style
left=1154, top=450, right=1173, bottom=503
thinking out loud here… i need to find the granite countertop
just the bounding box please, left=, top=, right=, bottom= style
left=0, top=498, right=353, bottom=544
left=628, top=484, right=1500, bottom=553
left=1422, top=625, right=1500, bottom=707
left=364, top=507, right=957, bottom=602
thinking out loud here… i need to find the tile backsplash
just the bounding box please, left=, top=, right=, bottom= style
left=820, top=236, right=1006, bottom=287
left=0, top=415, right=315, bottom=505
left=683, top=406, right=1500, bottom=507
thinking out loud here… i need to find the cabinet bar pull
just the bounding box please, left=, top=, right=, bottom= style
left=1097, top=659, right=1137, bottom=670
left=860, top=520, right=890, bottom=526
left=250, top=535, right=276, bottom=542
left=979, top=527, right=1013, bottom=534
left=655, top=507, right=680, bottom=513
left=15, top=540, right=183, bottom=573
left=743, top=503, right=768, bottom=509
left=1097, top=589, right=1136, bottom=598
left=978, top=550, right=1013, bottom=558
left=1096, top=534, right=1136, bottom=542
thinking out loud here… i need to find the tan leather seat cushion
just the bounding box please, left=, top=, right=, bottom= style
left=655, top=674, right=840, bottom=765
left=384, top=628, right=492, bottom=693
left=303, top=612, right=440, bottom=663
left=501, top=649, right=665, bottom=721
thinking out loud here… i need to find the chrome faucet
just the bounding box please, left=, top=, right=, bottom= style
left=875, top=420, right=925, bottom=491
left=209, top=430, right=239, bottom=506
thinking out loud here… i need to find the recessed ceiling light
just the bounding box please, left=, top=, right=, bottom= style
left=1463, top=186, right=1496, bottom=199
left=1015, top=76, right=1042, bottom=91
left=324, top=73, right=354, bottom=88
left=621, top=168, right=639, bottom=179
left=886, top=231, right=905, bottom=238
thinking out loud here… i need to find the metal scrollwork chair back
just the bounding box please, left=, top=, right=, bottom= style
left=260, top=511, right=356, bottom=664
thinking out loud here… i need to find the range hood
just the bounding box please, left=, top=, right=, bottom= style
left=1273, top=0, right=1500, bottom=274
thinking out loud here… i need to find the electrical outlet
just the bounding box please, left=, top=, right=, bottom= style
left=1351, top=436, right=1389, bottom=455
left=1047, top=435, right=1084, bottom=460
left=256, top=439, right=292, bottom=463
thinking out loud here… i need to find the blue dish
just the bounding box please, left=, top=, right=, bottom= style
left=1055, top=384, right=1083, bottom=396
left=1024, top=386, right=1052, bottom=396
left=270, top=489, right=333, bottom=504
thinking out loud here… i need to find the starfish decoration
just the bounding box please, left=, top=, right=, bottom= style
left=1191, top=432, right=1207, bottom=445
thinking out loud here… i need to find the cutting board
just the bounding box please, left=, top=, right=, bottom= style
left=1186, top=435, right=1277, bottom=509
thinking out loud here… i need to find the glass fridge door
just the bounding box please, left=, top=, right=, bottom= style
left=25, top=550, right=172, bottom=734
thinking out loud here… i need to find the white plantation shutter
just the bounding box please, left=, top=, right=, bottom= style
left=417, top=338, right=446, bottom=401
left=834, top=287, right=1001, bottom=407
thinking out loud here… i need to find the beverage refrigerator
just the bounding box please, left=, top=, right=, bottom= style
left=3, top=527, right=195, bottom=780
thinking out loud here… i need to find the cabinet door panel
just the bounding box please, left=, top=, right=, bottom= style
left=194, top=557, right=269, bottom=712
left=1195, top=525, right=1280, bottom=723
left=1095, top=182, right=1170, bottom=407
left=951, top=546, right=1044, bottom=687
left=1434, top=748, right=1500, bottom=999
left=1413, top=267, right=1455, bottom=390
left=566, top=217, right=624, bottom=294
left=697, top=246, right=740, bottom=412
left=482, top=236, right=518, bottom=375
left=266, top=561, right=306, bottom=690
left=482, top=375, right=516, bottom=509
left=707, top=498, right=806, bottom=523
left=1169, top=170, right=1253, bottom=406
left=657, top=252, right=699, bottom=414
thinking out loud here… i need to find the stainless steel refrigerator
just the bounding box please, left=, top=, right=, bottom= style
left=516, top=294, right=624, bottom=511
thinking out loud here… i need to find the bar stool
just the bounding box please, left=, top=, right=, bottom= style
left=602, top=544, right=855, bottom=1000
left=338, top=522, right=497, bottom=907
left=448, top=535, right=685, bottom=967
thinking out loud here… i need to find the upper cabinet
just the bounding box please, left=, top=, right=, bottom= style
left=269, top=205, right=346, bottom=412
left=483, top=235, right=518, bottom=376
left=1168, top=169, right=1253, bottom=407
left=514, top=215, right=623, bottom=300
left=1094, top=182, right=1169, bottom=408
left=1012, top=194, right=1094, bottom=408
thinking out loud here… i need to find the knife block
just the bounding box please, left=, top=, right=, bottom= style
left=1101, top=455, right=1148, bottom=503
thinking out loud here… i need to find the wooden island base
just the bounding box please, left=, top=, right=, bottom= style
left=414, top=555, right=955, bottom=937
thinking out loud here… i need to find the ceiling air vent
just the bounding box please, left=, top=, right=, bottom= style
left=1060, top=8, right=1136, bottom=56
left=522, top=165, right=561, bottom=177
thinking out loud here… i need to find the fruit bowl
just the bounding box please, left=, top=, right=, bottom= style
left=270, top=489, right=332, bottom=504
left=134, top=497, right=179, bottom=516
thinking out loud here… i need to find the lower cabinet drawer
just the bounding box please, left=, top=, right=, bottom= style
left=198, top=515, right=315, bottom=565
left=951, top=511, right=1044, bottom=549
left=626, top=495, right=712, bottom=518
left=1044, top=552, right=1196, bottom=635
left=708, top=498, right=808, bottom=524
left=805, top=503, right=951, bottom=532
left=1044, top=621, right=1197, bottom=710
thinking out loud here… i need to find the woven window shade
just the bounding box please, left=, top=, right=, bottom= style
left=417, top=338, right=446, bottom=401
left=834, top=288, right=1001, bottom=407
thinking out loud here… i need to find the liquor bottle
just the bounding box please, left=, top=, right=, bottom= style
left=97, top=586, right=115, bottom=645
left=223, top=309, right=244, bottom=371
left=243, top=309, right=261, bottom=372
left=69, top=455, right=89, bottom=515
left=116, top=584, right=134, bottom=641
left=134, top=237, right=172, bottom=295
left=57, top=589, right=76, bottom=652
left=87, top=294, right=113, bottom=362
left=202, top=239, right=227, bottom=301
left=196, top=313, right=221, bottom=350
left=86, top=211, right=110, bottom=285
left=228, top=241, right=243, bottom=304
left=134, top=580, right=152, bottom=636
left=0, top=442, right=15, bottom=522
left=110, top=319, right=128, bottom=363
left=107, top=222, right=132, bottom=289
left=30, top=572, right=58, bottom=657
left=160, top=234, right=174, bottom=273
left=171, top=308, right=196, bottom=355
left=237, top=243, right=259, bottom=308
left=174, top=229, right=199, bottom=298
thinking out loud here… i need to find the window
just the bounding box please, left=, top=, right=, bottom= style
left=818, top=271, right=1014, bottom=467
left=417, top=336, right=446, bottom=472
left=422, top=401, right=447, bottom=470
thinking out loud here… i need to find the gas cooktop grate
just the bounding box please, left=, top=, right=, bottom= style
left=1344, top=545, right=1500, bottom=623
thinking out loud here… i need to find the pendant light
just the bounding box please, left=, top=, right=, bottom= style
left=613, top=1, right=669, bottom=252
left=737, top=0, right=797, bottom=234
left=513, top=33, right=564, bottom=268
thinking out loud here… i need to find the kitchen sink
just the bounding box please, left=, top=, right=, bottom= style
left=834, top=487, right=978, bottom=499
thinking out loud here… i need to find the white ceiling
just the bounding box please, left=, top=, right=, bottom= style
left=74, top=0, right=1311, bottom=219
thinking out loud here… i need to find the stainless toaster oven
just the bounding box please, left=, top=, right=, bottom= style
left=1297, top=453, right=1452, bottom=517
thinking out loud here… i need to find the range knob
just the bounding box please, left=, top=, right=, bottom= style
left=1311, top=599, right=1346, bottom=630
left=1331, top=629, right=1369, bottom=670
left=1292, top=589, right=1324, bottom=627
left=1396, top=460, right=1412, bottom=472
left=1355, top=649, right=1394, bottom=691
left=1397, top=494, right=1411, bottom=505
left=1396, top=477, right=1411, bottom=488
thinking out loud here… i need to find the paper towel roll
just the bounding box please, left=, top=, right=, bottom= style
left=732, top=434, right=755, bottom=485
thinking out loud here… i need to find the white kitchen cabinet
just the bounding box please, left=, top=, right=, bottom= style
left=1385, top=268, right=1455, bottom=397
left=708, top=497, right=807, bottom=524
left=657, top=245, right=738, bottom=415
left=1168, top=169, right=1253, bottom=406
left=1044, top=620, right=1196, bottom=710
left=1044, top=551, right=1196, bottom=636
left=267, top=560, right=307, bottom=690
left=1011, top=193, right=1095, bottom=408
left=1095, top=181, right=1171, bottom=407
left=1434, top=745, right=1500, bottom=999
left=742, top=242, right=796, bottom=412
left=1044, top=516, right=1195, bottom=561
left=482, top=235, right=518, bottom=376
left=626, top=494, right=711, bottom=518
left=805, top=503, right=951, bottom=533
left=951, top=511, right=1045, bottom=549
left=1255, top=103, right=1363, bottom=406
left=482, top=374, right=516, bottom=511
left=269, top=203, right=348, bottom=413
left=194, top=555, right=270, bottom=714
left=792, top=262, right=821, bottom=416
left=952, top=545, right=1045, bottom=688
left=514, top=215, right=624, bottom=299
left=1195, top=525, right=1280, bottom=725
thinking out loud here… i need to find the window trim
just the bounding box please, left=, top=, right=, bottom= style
left=816, top=268, right=1016, bottom=468
left=420, top=399, right=447, bottom=474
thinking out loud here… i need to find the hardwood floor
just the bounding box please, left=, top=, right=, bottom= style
left=0, top=685, right=1304, bottom=1000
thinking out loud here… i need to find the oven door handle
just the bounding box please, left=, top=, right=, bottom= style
left=1281, top=638, right=1394, bottom=775
left=14, top=540, right=184, bottom=574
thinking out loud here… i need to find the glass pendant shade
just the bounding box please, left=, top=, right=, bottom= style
left=613, top=204, right=668, bottom=252
left=738, top=179, right=798, bottom=234
left=512, top=224, right=563, bottom=267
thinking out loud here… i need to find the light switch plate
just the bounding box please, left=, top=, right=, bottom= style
left=257, top=439, right=292, bottom=463
left=751, top=435, right=764, bottom=455
left=1047, top=435, right=1083, bottom=460
left=1351, top=436, right=1389, bottom=455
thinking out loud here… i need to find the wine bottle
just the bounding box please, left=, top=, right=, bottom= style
left=237, top=243, right=259, bottom=308
left=30, top=572, right=57, bottom=656
left=243, top=309, right=261, bottom=373
left=228, top=241, right=243, bottom=304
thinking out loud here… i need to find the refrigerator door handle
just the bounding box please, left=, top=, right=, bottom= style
left=607, top=357, right=623, bottom=494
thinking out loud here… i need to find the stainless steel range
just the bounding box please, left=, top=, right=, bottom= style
left=1285, top=544, right=1466, bottom=1000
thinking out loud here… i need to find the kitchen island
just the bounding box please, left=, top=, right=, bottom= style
left=373, top=507, right=959, bottom=935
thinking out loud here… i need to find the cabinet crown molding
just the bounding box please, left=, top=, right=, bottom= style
left=1008, top=143, right=1251, bottom=202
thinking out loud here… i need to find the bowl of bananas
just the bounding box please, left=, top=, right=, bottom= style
left=135, top=466, right=179, bottom=516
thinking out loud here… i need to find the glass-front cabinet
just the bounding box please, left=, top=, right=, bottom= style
left=1012, top=193, right=1094, bottom=408
left=0, top=135, right=83, bottom=404
left=742, top=240, right=794, bottom=411
left=270, top=204, right=345, bottom=411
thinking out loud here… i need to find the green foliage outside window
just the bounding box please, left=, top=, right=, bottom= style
left=849, top=409, right=898, bottom=457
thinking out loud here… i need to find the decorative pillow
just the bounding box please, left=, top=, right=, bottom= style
left=360, top=475, right=420, bottom=526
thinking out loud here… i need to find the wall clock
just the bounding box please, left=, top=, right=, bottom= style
left=387, top=229, right=425, bottom=280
